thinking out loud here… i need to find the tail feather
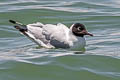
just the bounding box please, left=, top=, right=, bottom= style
left=14, top=26, right=27, bottom=32
left=9, top=20, right=27, bottom=32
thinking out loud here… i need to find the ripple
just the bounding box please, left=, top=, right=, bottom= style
left=82, top=67, right=120, bottom=78
left=1, top=0, right=120, bottom=15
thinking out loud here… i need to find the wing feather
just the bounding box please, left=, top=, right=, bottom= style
left=26, top=22, right=70, bottom=48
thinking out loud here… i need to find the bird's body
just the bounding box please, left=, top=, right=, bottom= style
left=26, top=22, right=86, bottom=49
left=9, top=20, right=93, bottom=50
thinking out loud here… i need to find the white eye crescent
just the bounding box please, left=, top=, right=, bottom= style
left=77, top=27, right=81, bottom=31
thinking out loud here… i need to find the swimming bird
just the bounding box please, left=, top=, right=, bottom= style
left=9, top=20, right=93, bottom=50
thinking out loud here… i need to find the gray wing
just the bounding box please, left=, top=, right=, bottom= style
left=44, top=23, right=70, bottom=48
left=26, top=22, right=70, bottom=48
left=26, top=22, right=54, bottom=48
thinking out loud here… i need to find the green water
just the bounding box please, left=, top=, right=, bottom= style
left=0, top=0, right=120, bottom=80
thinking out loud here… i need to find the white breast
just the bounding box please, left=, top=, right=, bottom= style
left=70, top=37, right=86, bottom=50
left=67, top=31, right=86, bottom=50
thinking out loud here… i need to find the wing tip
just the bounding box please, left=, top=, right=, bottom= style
left=9, top=20, right=16, bottom=24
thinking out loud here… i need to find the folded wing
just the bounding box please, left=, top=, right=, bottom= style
left=26, top=22, right=70, bottom=48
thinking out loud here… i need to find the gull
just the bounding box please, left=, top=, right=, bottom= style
left=9, top=20, right=93, bottom=50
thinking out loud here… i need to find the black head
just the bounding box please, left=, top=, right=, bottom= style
left=72, top=23, right=93, bottom=37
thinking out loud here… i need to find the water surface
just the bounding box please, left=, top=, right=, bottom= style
left=0, top=0, right=120, bottom=80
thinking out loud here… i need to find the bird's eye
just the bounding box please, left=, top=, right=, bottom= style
left=77, top=27, right=82, bottom=31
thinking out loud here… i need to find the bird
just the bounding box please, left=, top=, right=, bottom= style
left=9, top=20, right=93, bottom=50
